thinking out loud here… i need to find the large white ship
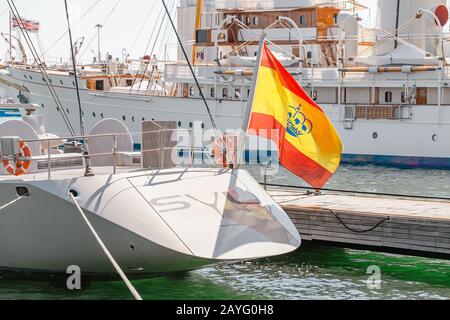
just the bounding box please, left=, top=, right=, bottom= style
left=1, top=0, right=450, bottom=168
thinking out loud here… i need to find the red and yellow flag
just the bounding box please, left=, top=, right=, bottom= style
left=248, top=43, right=343, bottom=189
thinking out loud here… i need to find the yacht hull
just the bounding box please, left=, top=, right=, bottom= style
left=0, top=168, right=301, bottom=277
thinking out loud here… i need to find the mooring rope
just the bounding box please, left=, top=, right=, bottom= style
left=69, top=193, right=142, bottom=300
left=328, top=208, right=390, bottom=234
left=261, top=182, right=450, bottom=202
left=0, top=195, right=26, bottom=212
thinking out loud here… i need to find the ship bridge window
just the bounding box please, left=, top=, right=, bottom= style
left=252, top=16, right=258, bottom=26
left=234, top=88, right=241, bottom=99
left=126, top=79, right=133, bottom=86
left=222, top=88, right=229, bottom=99
left=246, top=16, right=251, bottom=25
left=189, top=86, right=195, bottom=97
left=299, top=15, right=305, bottom=25
left=211, top=87, right=216, bottom=98
left=385, top=91, right=393, bottom=103
left=96, top=80, right=104, bottom=91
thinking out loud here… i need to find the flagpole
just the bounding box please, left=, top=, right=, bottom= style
left=237, top=32, right=266, bottom=167
left=9, top=11, right=12, bottom=63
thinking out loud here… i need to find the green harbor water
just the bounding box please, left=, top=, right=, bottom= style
left=1, top=165, right=450, bottom=300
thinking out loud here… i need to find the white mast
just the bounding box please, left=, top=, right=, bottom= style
left=237, top=33, right=266, bottom=167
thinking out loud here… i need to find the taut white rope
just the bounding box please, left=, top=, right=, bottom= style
left=0, top=195, right=26, bottom=212
left=69, top=193, right=143, bottom=300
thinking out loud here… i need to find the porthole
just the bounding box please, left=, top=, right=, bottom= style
left=72, top=81, right=76, bottom=86
left=24, top=75, right=27, bottom=79
left=432, top=134, right=439, bottom=142
left=93, top=112, right=96, bottom=118
left=66, top=108, right=70, bottom=114
left=29, top=76, right=33, bottom=80
left=189, top=122, right=193, bottom=128
left=373, top=132, right=378, bottom=139
left=101, top=113, right=104, bottom=118
left=142, top=117, right=145, bottom=121
left=123, top=115, right=126, bottom=121
left=201, top=123, right=205, bottom=129
left=42, top=77, right=46, bottom=82
left=178, top=121, right=182, bottom=127
left=56, top=107, right=60, bottom=112
left=41, top=104, right=45, bottom=109
left=60, top=80, right=64, bottom=85
left=132, top=116, right=135, bottom=122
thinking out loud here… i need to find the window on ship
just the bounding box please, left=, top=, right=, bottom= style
left=299, top=15, right=305, bottom=25
left=96, top=80, right=104, bottom=91
left=234, top=88, right=241, bottom=99
left=385, top=91, right=392, bottom=103
left=223, top=88, right=229, bottom=99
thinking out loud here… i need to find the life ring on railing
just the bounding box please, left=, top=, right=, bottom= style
left=2, top=141, right=32, bottom=176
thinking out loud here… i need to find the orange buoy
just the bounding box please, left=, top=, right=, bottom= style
left=2, top=140, right=32, bottom=176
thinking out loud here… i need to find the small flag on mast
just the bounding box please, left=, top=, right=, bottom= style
left=248, top=42, right=343, bottom=189
left=12, top=16, right=40, bottom=33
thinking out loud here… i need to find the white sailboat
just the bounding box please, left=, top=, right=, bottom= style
left=0, top=104, right=301, bottom=277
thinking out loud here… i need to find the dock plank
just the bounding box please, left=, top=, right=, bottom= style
left=269, top=188, right=450, bottom=259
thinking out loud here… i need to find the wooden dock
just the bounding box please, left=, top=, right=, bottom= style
left=268, top=187, right=450, bottom=259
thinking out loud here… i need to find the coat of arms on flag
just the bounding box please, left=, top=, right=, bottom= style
left=247, top=39, right=343, bottom=189
left=12, top=16, right=40, bottom=33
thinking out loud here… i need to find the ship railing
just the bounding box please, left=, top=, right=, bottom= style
left=214, top=0, right=367, bottom=11
left=344, top=104, right=413, bottom=122
left=1, top=129, right=215, bottom=179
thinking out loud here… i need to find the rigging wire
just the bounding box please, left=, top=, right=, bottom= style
left=78, top=0, right=122, bottom=60
left=149, top=2, right=178, bottom=93
left=137, top=0, right=177, bottom=92
left=161, top=0, right=219, bottom=133
left=7, top=0, right=76, bottom=136
left=41, top=0, right=101, bottom=58
left=136, top=0, right=172, bottom=92
left=129, top=1, right=159, bottom=54
left=64, top=0, right=85, bottom=136
left=129, top=1, right=166, bottom=90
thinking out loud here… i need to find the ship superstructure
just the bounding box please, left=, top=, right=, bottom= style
left=1, top=0, right=450, bottom=168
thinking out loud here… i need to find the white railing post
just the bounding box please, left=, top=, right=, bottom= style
left=113, top=134, right=117, bottom=175
left=47, top=139, right=51, bottom=180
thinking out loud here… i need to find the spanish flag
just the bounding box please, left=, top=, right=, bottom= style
left=248, top=43, right=343, bottom=189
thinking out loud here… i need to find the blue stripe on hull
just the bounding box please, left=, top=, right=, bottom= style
left=133, top=143, right=450, bottom=170
left=341, top=154, right=450, bottom=170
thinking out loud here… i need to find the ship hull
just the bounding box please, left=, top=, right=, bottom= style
left=1, top=67, right=450, bottom=169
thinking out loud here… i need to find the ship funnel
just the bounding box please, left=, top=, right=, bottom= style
left=376, top=0, right=447, bottom=56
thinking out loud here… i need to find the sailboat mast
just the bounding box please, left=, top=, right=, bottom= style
left=191, top=0, right=203, bottom=64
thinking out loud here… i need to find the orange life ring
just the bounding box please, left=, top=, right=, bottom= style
left=2, top=141, right=32, bottom=176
